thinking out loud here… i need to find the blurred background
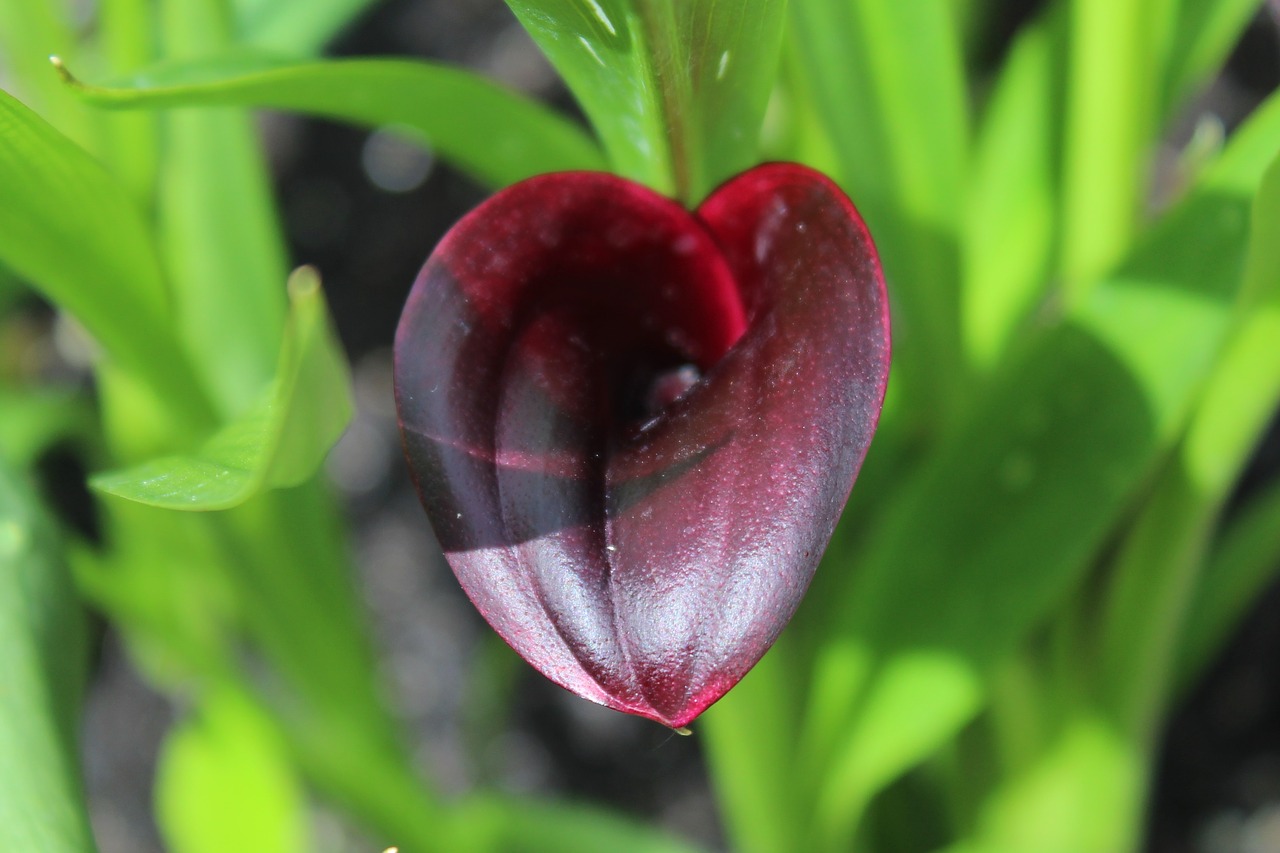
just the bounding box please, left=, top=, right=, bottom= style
left=2, top=0, right=1277, bottom=850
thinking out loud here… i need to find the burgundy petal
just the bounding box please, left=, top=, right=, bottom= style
left=395, top=163, right=889, bottom=728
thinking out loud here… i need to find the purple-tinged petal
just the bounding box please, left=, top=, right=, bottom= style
left=395, top=164, right=889, bottom=727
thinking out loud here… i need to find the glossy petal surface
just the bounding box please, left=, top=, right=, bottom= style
left=395, top=163, right=890, bottom=727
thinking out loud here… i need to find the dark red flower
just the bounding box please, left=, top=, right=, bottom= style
left=395, top=163, right=890, bottom=728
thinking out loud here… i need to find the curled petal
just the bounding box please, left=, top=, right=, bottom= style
left=395, top=163, right=890, bottom=727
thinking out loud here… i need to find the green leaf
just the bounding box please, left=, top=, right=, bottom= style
left=71, top=501, right=240, bottom=687
left=157, top=690, right=309, bottom=853
left=0, top=89, right=212, bottom=429
left=0, top=264, right=24, bottom=313
left=702, top=641, right=805, bottom=853
left=1181, top=148, right=1280, bottom=494
left=787, top=0, right=970, bottom=427
left=58, top=52, right=606, bottom=189
left=448, top=795, right=705, bottom=853
left=0, top=0, right=98, bottom=151
left=91, top=268, right=353, bottom=510
left=1166, top=147, right=1280, bottom=691
left=801, top=91, right=1280, bottom=850
left=1161, top=0, right=1266, bottom=122
left=1177, top=478, right=1280, bottom=691
left=1098, top=147, right=1280, bottom=729
left=0, top=385, right=97, bottom=468
left=233, top=0, right=381, bottom=54
left=950, top=713, right=1146, bottom=853
left=670, top=1, right=789, bottom=196
left=81, top=482, right=439, bottom=851
left=0, top=457, right=95, bottom=853
left=1059, top=0, right=1178, bottom=290
left=962, top=10, right=1063, bottom=369
left=97, top=0, right=161, bottom=203
left=505, top=0, right=786, bottom=202
left=155, top=0, right=291, bottom=420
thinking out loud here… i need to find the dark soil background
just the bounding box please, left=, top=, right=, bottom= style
left=74, top=2, right=1280, bottom=852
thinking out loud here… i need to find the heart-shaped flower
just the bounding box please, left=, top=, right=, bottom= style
left=395, top=163, right=890, bottom=728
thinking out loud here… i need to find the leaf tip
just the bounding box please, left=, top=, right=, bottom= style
left=48, top=55, right=74, bottom=85
left=286, top=265, right=322, bottom=302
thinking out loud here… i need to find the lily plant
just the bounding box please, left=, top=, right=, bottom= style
left=0, top=1, right=1278, bottom=853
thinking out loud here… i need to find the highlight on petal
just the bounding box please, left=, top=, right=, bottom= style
left=395, top=163, right=890, bottom=728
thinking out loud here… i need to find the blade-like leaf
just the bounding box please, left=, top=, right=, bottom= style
left=1161, top=0, right=1267, bottom=122
left=395, top=164, right=889, bottom=728
left=97, top=0, right=161, bottom=203
left=156, top=691, right=309, bottom=853
left=701, top=641, right=805, bottom=853
left=448, top=795, right=706, bottom=853
left=71, top=502, right=239, bottom=687
left=0, top=0, right=97, bottom=150
left=91, top=269, right=353, bottom=510
left=962, top=10, right=1063, bottom=369
left=505, top=0, right=786, bottom=202
left=0, top=89, right=211, bottom=428
left=802, top=91, right=1280, bottom=848
left=233, top=0, right=381, bottom=54
left=787, top=0, right=969, bottom=426
left=669, top=1, right=789, bottom=196
left=1176, top=477, right=1280, bottom=690
left=0, top=457, right=95, bottom=853
left=156, top=0, right=291, bottom=419
left=1161, top=147, right=1280, bottom=692
left=1059, top=0, right=1176, bottom=290
left=58, top=53, right=606, bottom=189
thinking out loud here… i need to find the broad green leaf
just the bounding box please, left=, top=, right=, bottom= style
left=1161, top=0, right=1266, bottom=122
left=0, top=89, right=212, bottom=430
left=0, top=457, right=95, bottom=853
left=801, top=92, right=1280, bottom=850
left=157, top=691, right=308, bottom=853
left=91, top=269, right=353, bottom=510
left=156, top=0, right=290, bottom=419
left=506, top=0, right=786, bottom=202
left=234, top=0, right=381, bottom=54
left=58, top=52, right=606, bottom=188
left=787, top=0, right=969, bottom=426
left=962, top=10, right=1063, bottom=369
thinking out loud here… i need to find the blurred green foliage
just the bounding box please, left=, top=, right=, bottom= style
left=0, top=1, right=1277, bottom=851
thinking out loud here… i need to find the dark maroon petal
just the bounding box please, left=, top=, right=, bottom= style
left=395, top=164, right=889, bottom=727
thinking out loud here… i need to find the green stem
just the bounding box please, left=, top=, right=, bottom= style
left=636, top=1, right=701, bottom=204
left=702, top=642, right=803, bottom=853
